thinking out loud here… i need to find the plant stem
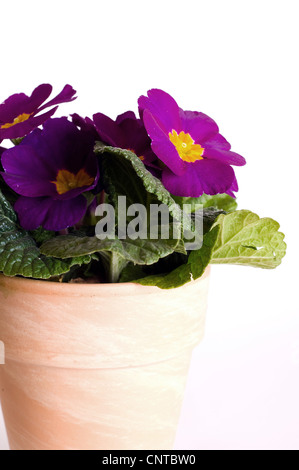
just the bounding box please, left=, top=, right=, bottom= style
left=100, top=251, right=129, bottom=283
left=99, top=190, right=106, bottom=205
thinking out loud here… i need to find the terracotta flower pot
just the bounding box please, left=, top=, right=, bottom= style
left=0, top=266, right=210, bottom=450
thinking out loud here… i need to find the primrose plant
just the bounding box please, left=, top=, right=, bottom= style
left=0, top=84, right=286, bottom=287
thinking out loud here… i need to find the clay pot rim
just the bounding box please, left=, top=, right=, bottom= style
left=0, top=265, right=210, bottom=297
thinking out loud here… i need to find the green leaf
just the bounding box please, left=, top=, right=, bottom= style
left=210, top=210, right=286, bottom=268
left=136, top=225, right=220, bottom=289
left=188, top=225, right=220, bottom=278
left=95, top=144, right=183, bottom=222
left=173, top=193, right=237, bottom=213
left=94, top=145, right=191, bottom=262
left=119, top=263, right=146, bottom=283
left=0, top=190, right=93, bottom=279
left=197, top=193, right=238, bottom=211
left=137, top=264, right=193, bottom=290
left=29, top=227, right=56, bottom=245
left=0, top=189, right=18, bottom=228
left=40, top=234, right=180, bottom=266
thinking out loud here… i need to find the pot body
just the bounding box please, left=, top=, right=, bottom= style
left=0, top=267, right=210, bottom=450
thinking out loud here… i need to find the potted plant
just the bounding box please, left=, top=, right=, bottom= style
left=0, top=84, right=286, bottom=450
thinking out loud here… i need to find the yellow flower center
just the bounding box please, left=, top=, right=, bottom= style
left=1, top=113, right=32, bottom=129
left=52, top=169, right=95, bottom=195
left=169, top=130, right=205, bottom=163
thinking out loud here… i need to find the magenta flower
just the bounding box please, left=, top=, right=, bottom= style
left=0, top=84, right=76, bottom=140
left=91, top=111, right=156, bottom=165
left=138, top=89, right=246, bottom=197
left=1, top=118, right=99, bottom=231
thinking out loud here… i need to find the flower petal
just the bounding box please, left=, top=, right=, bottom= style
left=93, top=111, right=157, bottom=165
left=117, top=115, right=151, bottom=155
left=139, top=89, right=182, bottom=133
left=202, top=132, right=231, bottom=150
left=0, top=85, right=52, bottom=124
left=31, top=118, right=96, bottom=175
left=180, top=110, right=219, bottom=143
left=141, top=148, right=158, bottom=165
left=0, top=93, right=29, bottom=123
left=205, top=147, right=246, bottom=166
left=38, top=85, right=77, bottom=112
left=0, top=146, right=7, bottom=156
left=1, top=143, right=58, bottom=197
left=143, top=109, right=185, bottom=176
left=71, top=114, right=99, bottom=139
left=115, top=111, right=137, bottom=124
left=0, top=107, right=57, bottom=140
left=14, top=195, right=87, bottom=231
left=25, top=84, right=53, bottom=113
left=93, top=112, right=126, bottom=147
left=162, top=159, right=235, bottom=197
left=226, top=173, right=239, bottom=197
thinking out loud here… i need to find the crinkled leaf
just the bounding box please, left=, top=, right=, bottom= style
left=95, top=146, right=205, bottom=255
left=40, top=234, right=180, bottom=266
left=210, top=210, right=286, bottom=268
left=0, top=188, right=18, bottom=229
left=0, top=233, right=93, bottom=279
left=136, top=225, right=220, bottom=289
left=0, top=190, right=93, bottom=279
left=29, top=227, right=56, bottom=245
left=95, top=144, right=183, bottom=222
left=173, top=193, right=237, bottom=213
left=119, top=264, right=146, bottom=283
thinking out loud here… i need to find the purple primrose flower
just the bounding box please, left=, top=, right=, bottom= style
left=0, top=84, right=77, bottom=140
left=1, top=118, right=99, bottom=231
left=92, top=111, right=156, bottom=165
left=138, top=89, right=246, bottom=197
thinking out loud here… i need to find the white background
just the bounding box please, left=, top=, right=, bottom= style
left=0, top=0, right=298, bottom=450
